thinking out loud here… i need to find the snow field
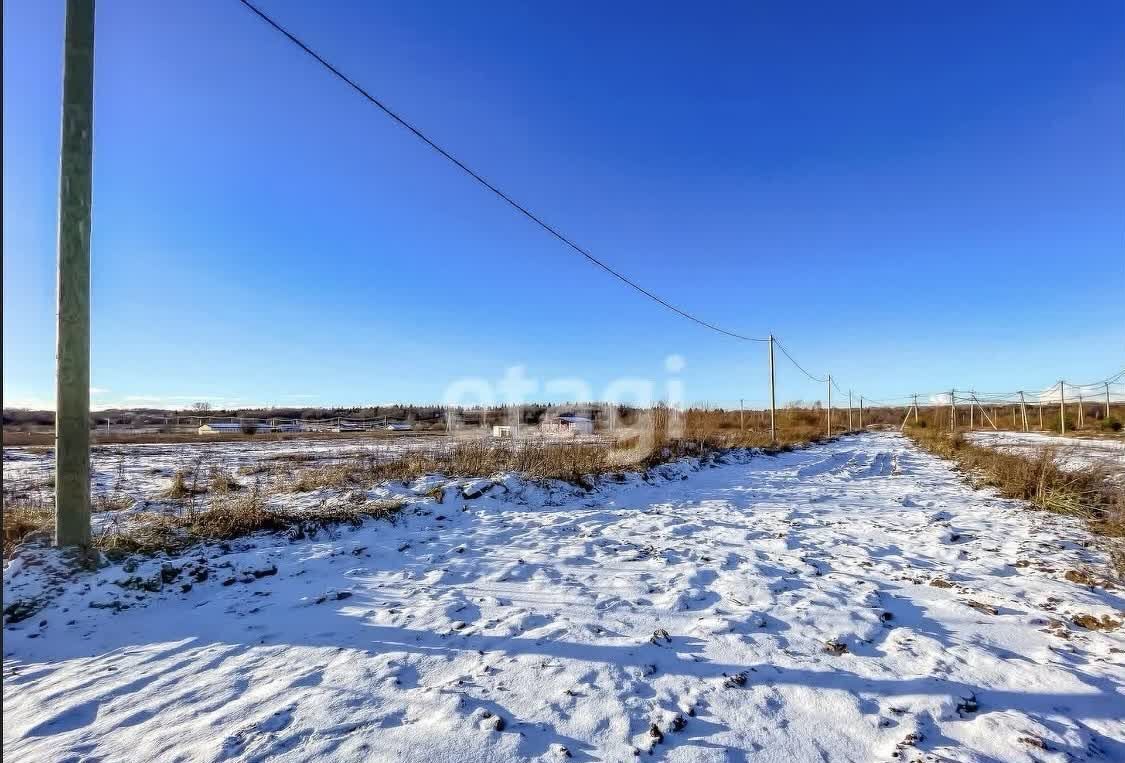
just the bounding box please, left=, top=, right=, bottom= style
left=3, top=432, right=1123, bottom=762
left=966, top=431, right=1125, bottom=480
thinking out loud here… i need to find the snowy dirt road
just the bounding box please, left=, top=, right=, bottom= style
left=4, top=433, right=1123, bottom=762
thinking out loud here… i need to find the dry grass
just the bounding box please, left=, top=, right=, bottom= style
left=93, top=493, right=135, bottom=512
left=97, top=487, right=405, bottom=558
left=285, top=441, right=612, bottom=492
left=905, top=426, right=1125, bottom=576
left=3, top=502, right=54, bottom=557
left=281, top=419, right=833, bottom=493
left=4, top=487, right=407, bottom=560
left=3, top=412, right=838, bottom=559
left=208, top=467, right=241, bottom=494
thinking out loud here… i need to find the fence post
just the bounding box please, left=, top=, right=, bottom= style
left=54, top=0, right=95, bottom=547
left=768, top=335, right=776, bottom=442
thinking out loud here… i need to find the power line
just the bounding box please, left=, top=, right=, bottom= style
left=773, top=338, right=828, bottom=383
left=1065, top=369, right=1125, bottom=389
left=235, top=0, right=769, bottom=344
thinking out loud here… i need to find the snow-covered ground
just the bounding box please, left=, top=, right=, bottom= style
left=1, top=436, right=454, bottom=505
left=4, top=433, right=1123, bottom=762
left=966, top=431, right=1125, bottom=479
left=2, top=434, right=612, bottom=510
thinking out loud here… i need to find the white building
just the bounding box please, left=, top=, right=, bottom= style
left=197, top=421, right=273, bottom=434
left=539, top=415, right=594, bottom=437
left=492, top=425, right=513, bottom=438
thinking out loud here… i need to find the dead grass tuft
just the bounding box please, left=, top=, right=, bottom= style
left=96, top=486, right=405, bottom=558
left=208, top=467, right=241, bottom=494
left=5, top=485, right=405, bottom=560
left=3, top=502, right=53, bottom=557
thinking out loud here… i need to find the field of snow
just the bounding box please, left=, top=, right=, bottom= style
left=1, top=434, right=614, bottom=512
left=4, top=433, right=1123, bottom=762
left=966, top=431, right=1125, bottom=478
left=1, top=436, right=452, bottom=503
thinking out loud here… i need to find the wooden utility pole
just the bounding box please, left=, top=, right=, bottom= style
left=949, top=389, right=956, bottom=431
left=826, top=375, right=832, bottom=436
left=1107, top=382, right=1112, bottom=420
left=1059, top=381, right=1066, bottom=434
left=973, top=394, right=998, bottom=430
left=1077, top=394, right=1084, bottom=429
left=913, top=394, right=919, bottom=424
left=1018, top=391, right=1028, bottom=432
left=54, top=0, right=95, bottom=547
left=969, top=393, right=974, bottom=431
left=768, top=335, right=776, bottom=442
left=859, top=396, right=864, bottom=429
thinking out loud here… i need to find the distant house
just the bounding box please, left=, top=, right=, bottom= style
left=334, top=420, right=368, bottom=432
left=198, top=421, right=272, bottom=434
left=539, top=415, right=594, bottom=437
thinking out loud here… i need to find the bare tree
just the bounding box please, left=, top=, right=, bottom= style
left=191, top=402, right=212, bottom=413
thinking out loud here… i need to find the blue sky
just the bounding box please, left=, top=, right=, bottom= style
left=4, top=0, right=1123, bottom=411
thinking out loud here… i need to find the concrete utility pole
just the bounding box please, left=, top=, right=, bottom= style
left=913, top=394, right=919, bottom=424
left=826, top=375, right=832, bottom=437
left=1107, top=382, right=1112, bottom=420
left=848, top=390, right=853, bottom=431
left=1038, top=401, right=1043, bottom=430
left=859, top=396, right=864, bottom=429
left=1018, top=391, right=1028, bottom=432
left=54, top=0, right=95, bottom=547
left=1077, top=394, right=1084, bottom=429
left=767, top=335, right=776, bottom=442
left=949, top=390, right=956, bottom=431
left=1059, top=381, right=1066, bottom=434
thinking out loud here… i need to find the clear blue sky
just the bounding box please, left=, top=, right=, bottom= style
left=4, top=0, right=1123, bottom=411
